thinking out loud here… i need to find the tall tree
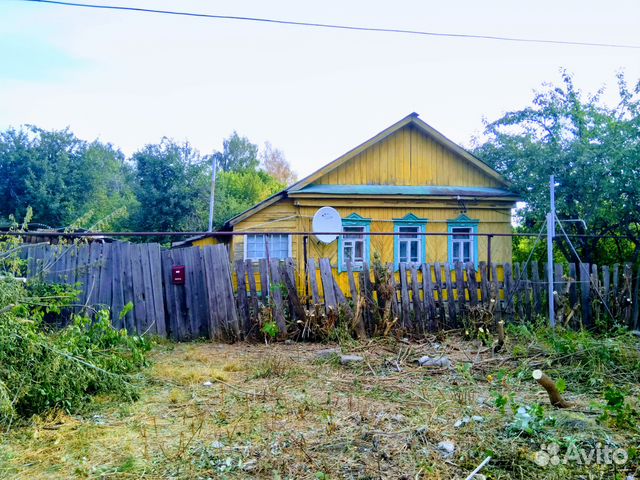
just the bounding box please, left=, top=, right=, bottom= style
left=213, top=131, right=259, bottom=172
left=212, top=170, right=284, bottom=230
left=261, top=141, right=297, bottom=185
left=132, top=139, right=210, bottom=234
left=475, top=71, right=640, bottom=265
left=0, top=126, right=135, bottom=229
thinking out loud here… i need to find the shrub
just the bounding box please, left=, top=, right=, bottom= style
left=0, top=276, right=151, bottom=425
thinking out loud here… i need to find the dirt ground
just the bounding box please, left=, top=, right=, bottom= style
left=0, top=336, right=637, bottom=479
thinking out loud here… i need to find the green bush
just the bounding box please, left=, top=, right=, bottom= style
left=0, top=276, right=151, bottom=424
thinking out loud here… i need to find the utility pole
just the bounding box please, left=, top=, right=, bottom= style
left=547, top=175, right=556, bottom=327
left=208, top=156, right=217, bottom=232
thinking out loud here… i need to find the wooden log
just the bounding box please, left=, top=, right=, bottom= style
left=533, top=370, right=571, bottom=408
left=399, top=263, right=411, bottom=328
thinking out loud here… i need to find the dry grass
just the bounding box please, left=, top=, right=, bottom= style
left=0, top=336, right=638, bottom=479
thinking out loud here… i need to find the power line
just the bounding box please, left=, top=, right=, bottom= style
left=21, top=0, right=640, bottom=50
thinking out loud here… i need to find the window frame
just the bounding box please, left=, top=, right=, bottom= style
left=393, top=213, right=428, bottom=270
left=338, top=213, right=371, bottom=272
left=447, top=214, right=479, bottom=267
left=243, top=233, right=292, bottom=261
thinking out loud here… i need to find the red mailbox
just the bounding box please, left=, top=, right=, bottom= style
left=171, top=265, right=186, bottom=285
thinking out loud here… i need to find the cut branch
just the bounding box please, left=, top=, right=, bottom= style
left=532, top=369, right=571, bottom=408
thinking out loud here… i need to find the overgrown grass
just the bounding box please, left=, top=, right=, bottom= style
left=506, top=321, right=640, bottom=393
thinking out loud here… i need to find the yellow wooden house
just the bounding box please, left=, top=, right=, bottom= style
left=188, top=113, right=517, bottom=290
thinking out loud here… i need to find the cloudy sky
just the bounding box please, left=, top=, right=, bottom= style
left=1, top=0, right=639, bottom=177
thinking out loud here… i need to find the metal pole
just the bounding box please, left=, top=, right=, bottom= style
left=487, top=234, right=493, bottom=282
left=547, top=175, right=556, bottom=327
left=207, top=156, right=217, bottom=232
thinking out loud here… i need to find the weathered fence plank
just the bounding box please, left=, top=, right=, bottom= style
left=442, top=262, right=457, bottom=327
left=399, top=263, right=411, bottom=328
left=579, top=263, right=592, bottom=328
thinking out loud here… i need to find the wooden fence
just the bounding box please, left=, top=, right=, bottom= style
left=235, top=259, right=640, bottom=338
left=23, top=242, right=640, bottom=341
left=25, top=243, right=238, bottom=340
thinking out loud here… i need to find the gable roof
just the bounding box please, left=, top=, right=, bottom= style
left=224, top=113, right=513, bottom=228
left=288, top=112, right=508, bottom=192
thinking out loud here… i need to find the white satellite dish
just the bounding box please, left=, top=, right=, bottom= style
left=312, top=207, right=342, bottom=244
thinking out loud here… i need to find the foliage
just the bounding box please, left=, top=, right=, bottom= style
left=213, top=131, right=259, bottom=172
left=506, top=322, right=640, bottom=392
left=507, top=404, right=554, bottom=436
left=260, top=320, right=279, bottom=340
left=0, top=275, right=151, bottom=425
left=131, top=139, right=211, bottom=235
left=261, top=141, right=297, bottom=185
left=0, top=126, right=136, bottom=231
left=475, top=71, right=640, bottom=265
left=212, top=169, right=284, bottom=229
left=598, top=386, right=639, bottom=431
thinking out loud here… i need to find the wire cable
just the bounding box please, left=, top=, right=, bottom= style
left=21, top=0, right=640, bottom=50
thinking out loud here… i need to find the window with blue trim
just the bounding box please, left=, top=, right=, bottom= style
left=338, top=213, right=371, bottom=272
left=393, top=214, right=428, bottom=269
left=447, top=214, right=479, bottom=267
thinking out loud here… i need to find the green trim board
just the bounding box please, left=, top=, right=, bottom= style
left=338, top=213, right=371, bottom=273
left=447, top=213, right=479, bottom=267
left=393, top=213, right=428, bottom=270
left=290, top=184, right=517, bottom=198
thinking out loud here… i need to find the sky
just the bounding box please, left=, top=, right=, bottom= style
left=1, top=0, right=639, bottom=178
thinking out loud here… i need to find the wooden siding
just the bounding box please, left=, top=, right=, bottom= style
left=316, top=125, right=501, bottom=188
left=230, top=198, right=512, bottom=295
